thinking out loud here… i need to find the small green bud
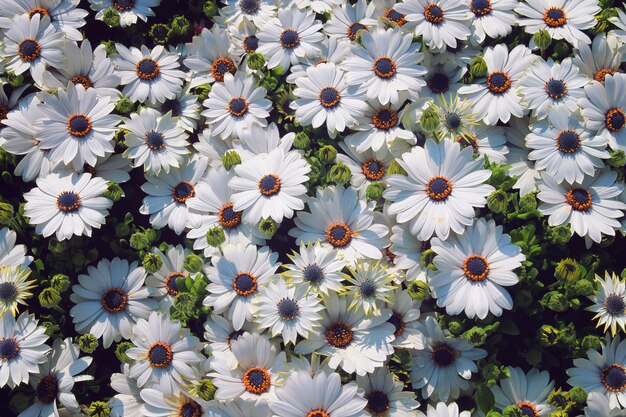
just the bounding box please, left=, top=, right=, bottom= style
left=503, top=405, right=523, bottom=417
left=184, top=253, right=204, bottom=274
left=50, top=274, right=70, bottom=293
left=407, top=280, right=429, bottom=300
left=482, top=364, right=501, bottom=381
left=558, top=323, right=577, bottom=346
left=294, top=132, right=310, bottom=149
left=150, top=23, right=171, bottom=45
left=206, top=226, right=226, bottom=247
left=546, top=225, right=571, bottom=245
left=462, top=326, right=487, bottom=346
left=581, top=334, right=603, bottom=352
left=447, top=319, right=464, bottom=336
left=39, top=288, right=61, bottom=308
left=487, top=190, right=508, bottom=213
left=102, top=7, right=120, bottom=27
left=541, top=291, right=569, bottom=312
left=608, top=150, right=626, bottom=168
left=142, top=253, right=163, bottom=273
left=100, top=40, right=117, bottom=56
left=222, top=150, right=242, bottom=170
left=487, top=412, right=503, bottom=417
left=194, top=84, right=211, bottom=101
left=470, top=56, right=488, bottom=78
left=540, top=324, right=559, bottom=346
left=534, top=30, right=552, bottom=51
left=555, top=258, right=580, bottom=282
left=115, top=97, right=134, bottom=116
left=174, top=291, right=196, bottom=313
left=247, top=52, right=266, bottom=70
left=88, top=401, right=110, bottom=417
left=317, top=145, right=337, bottom=163
left=203, top=0, right=218, bottom=17
left=104, top=182, right=123, bottom=202
left=572, top=279, right=594, bottom=297
left=7, top=72, right=24, bottom=88
left=115, top=341, right=133, bottom=363
left=518, top=193, right=538, bottom=212
left=194, top=379, right=217, bottom=401
left=329, top=162, right=351, bottom=185
left=387, top=160, right=407, bottom=176
left=42, top=321, right=60, bottom=336
left=171, top=15, right=191, bottom=37
left=419, top=108, right=440, bottom=133
left=365, top=182, right=384, bottom=201
left=598, top=0, right=614, bottom=8
left=78, top=334, right=99, bottom=354
left=0, top=202, right=14, bottom=225
left=129, top=231, right=150, bottom=251
left=259, top=218, right=278, bottom=237
left=568, top=386, right=587, bottom=404
left=421, top=248, right=436, bottom=270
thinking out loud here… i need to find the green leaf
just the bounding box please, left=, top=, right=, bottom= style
left=477, top=383, right=495, bottom=413
left=498, top=319, right=520, bottom=336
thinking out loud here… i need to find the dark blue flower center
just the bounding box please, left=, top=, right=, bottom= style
left=325, top=322, right=353, bottom=348
left=179, top=401, right=202, bottom=417
left=36, top=375, right=58, bottom=404
left=519, top=405, right=537, bottom=417
left=606, top=108, right=626, bottom=132
left=606, top=294, right=625, bottom=315
left=428, top=72, right=450, bottom=93
left=470, top=0, right=492, bottom=16
left=348, top=22, right=367, bottom=41
left=544, top=7, right=566, bottom=27
left=487, top=72, right=511, bottom=94
left=0, top=282, right=17, bottom=301
left=173, top=181, right=195, bottom=203
left=327, top=224, right=352, bottom=247
left=385, top=8, right=405, bottom=23
left=56, top=191, right=81, bottom=213
left=388, top=313, right=405, bottom=337
left=161, top=99, right=182, bottom=117
left=426, top=177, right=452, bottom=200
left=243, top=368, right=270, bottom=393
left=367, top=391, right=390, bottom=415
left=319, top=87, right=341, bottom=108
left=0, top=337, right=19, bottom=361
left=280, top=29, right=300, bottom=49
left=303, top=264, right=324, bottom=285
left=432, top=344, right=455, bottom=367
left=227, top=330, right=243, bottom=346
left=424, top=4, right=444, bottom=24
left=567, top=188, right=592, bottom=211
left=602, top=364, right=626, bottom=391
left=165, top=273, right=183, bottom=296
left=145, top=130, right=166, bottom=150
left=464, top=255, right=489, bottom=281
left=360, top=280, right=377, bottom=297
left=136, top=58, right=160, bottom=80
left=545, top=78, right=568, bottom=100
left=258, top=174, right=281, bottom=196
left=233, top=273, right=257, bottom=296
left=148, top=343, right=173, bottom=368
left=68, top=114, right=92, bottom=137
left=374, top=57, right=396, bottom=79
left=556, top=130, right=581, bottom=153
left=445, top=112, right=462, bottom=130
left=18, top=39, right=40, bottom=61
left=101, top=288, right=128, bottom=313
left=228, top=97, right=248, bottom=117
left=277, top=298, right=300, bottom=320
left=239, top=0, right=260, bottom=14
left=243, top=35, right=259, bottom=53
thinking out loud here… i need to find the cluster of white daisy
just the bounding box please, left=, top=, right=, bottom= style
left=0, top=0, right=626, bottom=416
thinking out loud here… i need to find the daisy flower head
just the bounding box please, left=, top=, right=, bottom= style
left=256, top=6, right=324, bottom=71
left=345, top=259, right=396, bottom=317
left=294, top=292, right=395, bottom=376
left=357, top=366, right=420, bottom=417
left=0, top=266, right=35, bottom=317
left=388, top=287, right=424, bottom=349
left=122, top=107, right=190, bottom=175
left=141, top=388, right=211, bottom=417
left=324, top=0, right=377, bottom=41
left=203, top=313, right=256, bottom=353
left=430, top=217, right=526, bottom=319
left=229, top=147, right=310, bottom=224
left=2, top=13, right=65, bottom=85
left=286, top=36, right=351, bottom=84
left=20, top=337, right=93, bottom=417
left=270, top=369, right=367, bottom=417
left=580, top=73, right=626, bottom=151
left=526, top=107, right=609, bottom=184
left=491, top=367, right=555, bottom=417
left=582, top=391, right=626, bottom=417
left=89, top=0, right=160, bottom=27
left=139, top=155, right=208, bottom=235
left=232, top=122, right=295, bottom=161
left=254, top=278, right=323, bottom=344
left=383, top=138, right=494, bottom=241
left=515, top=0, right=600, bottom=48
left=69, top=257, right=157, bottom=348
left=203, top=243, right=279, bottom=331
left=430, top=94, right=478, bottom=140
left=537, top=170, right=626, bottom=248
left=114, top=44, right=185, bottom=104
left=291, top=62, right=369, bottom=138
left=23, top=172, right=113, bottom=241
left=420, top=53, right=466, bottom=101
left=152, top=85, right=201, bottom=133
left=424, top=402, right=472, bottom=417
left=183, top=25, right=239, bottom=87
left=127, top=311, right=205, bottom=395
left=342, top=27, right=426, bottom=105
left=37, top=82, right=119, bottom=171
left=587, top=272, right=626, bottom=337
left=289, top=185, right=390, bottom=264
left=394, top=0, right=472, bottom=49
left=202, top=71, right=271, bottom=139
left=209, top=331, right=286, bottom=403
left=573, top=33, right=623, bottom=84
left=220, top=0, right=276, bottom=27
left=453, top=122, right=509, bottom=164
left=0, top=311, right=49, bottom=388
left=282, top=241, right=349, bottom=296
left=567, top=335, right=626, bottom=409
left=410, top=316, right=487, bottom=401
left=458, top=44, right=537, bottom=125
left=337, top=141, right=395, bottom=197
left=520, top=57, right=588, bottom=120
left=0, top=228, right=32, bottom=271
left=467, top=0, right=518, bottom=45
left=0, top=0, right=87, bottom=41
left=109, top=364, right=144, bottom=417
left=145, top=244, right=194, bottom=309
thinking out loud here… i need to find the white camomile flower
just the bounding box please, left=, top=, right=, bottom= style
left=23, top=172, right=113, bottom=241
left=337, top=140, right=396, bottom=197
left=151, top=85, right=201, bottom=133
left=580, top=73, right=626, bottom=151
left=324, top=0, right=377, bottom=42
left=423, top=402, right=472, bottom=417
left=467, top=0, right=518, bottom=45
left=141, top=388, right=211, bottom=417
left=0, top=266, right=36, bottom=318
left=453, top=122, right=509, bottom=164
left=183, top=25, right=239, bottom=87
left=286, top=36, right=351, bottom=84
left=89, top=0, right=160, bottom=27
left=220, top=0, right=276, bottom=27
left=581, top=391, right=626, bottom=417
left=145, top=244, right=193, bottom=309
left=388, top=287, right=424, bottom=349
left=357, top=367, right=420, bottom=417
left=491, top=367, right=555, bottom=417
left=587, top=272, right=626, bottom=337
left=344, top=260, right=396, bottom=317
left=389, top=223, right=429, bottom=284
left=573, top=34, right=623, bottom=84
left=203, top=313, right=256, bottom=353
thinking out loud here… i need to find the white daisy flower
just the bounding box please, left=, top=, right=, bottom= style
left=0, top=0, right=87, bottom=41
left=343, top=27, right=426, bottom=105
left=580, top=73, right=626, bottom=151
left=0, top=312, right=49, bottom=388
left=0, top=266, right=36, bottom=318
left=389, top=223, right=429, bottom=284
left=357, top=367, right=420, bottom=417
left=0, top=228, right=32, bottom=271
left=467, top=0, right=517, bottom=44
left=294, top=292, right=395, bottom=376
left=271, top=369, right=367, bottom=417
left=254, top=278, right=323, bottom=344
left=336, top=141, right=395, bottom=198
left=209, top=331, right=287, bottom=403
left=23, top=172, right=113, bottom=241
left=203, top=313, right=256, bottom=353
left=324, top=0, right=377, bottom=41
left=289, top=185, right=390, bottom=264
left=515, top=0, right=599, bottom=48
left=69, top=257, right=156, bottom=348
left=203, top=71, right=271, bottom=139
left=203, top=244, right=279, bottom=331
left=573, top=34, right=623, bottom=83
left=453, top=122, right=509, bottom=164
left=37, top=83, right=119, bottom=171
left=256, top=6, right=324, bottom=71
left=79, top=154, right=132, bottom=185
left=537, top=171, right=626, bottom=248
left=114, top=44, right=185, bottom=104
left=419, top=53, right=466, bottom=101
left=227, top=18, right=261, bottom=63
left=282, top=241, right=349, bottom=296
left=2, top=14, right=65, bottom=85
left=230, top=147, right=310, bottom=224
left=345, top=260, right=396, bottom=317
left=184, top=25, right=239, bottom=87
left=373, top=0, right=410, bottom=27
left=286, top=36, right=351, bottom=84
left=145, top=244, right=194, bottom=309
left=394, top=0, right=471, bottom=49
left=458, top=44, right=537, bottom=125
left=141, top=388, right=211, bottom=417
left=506, top=117, right=542, bottom=197
left=232, top=122, right=295, bottom=161
left=567, top=335, right=626, bottom=409
left=221, top=0, right=276, bottom=28
left=211, top=400, right=272, bottom=417
left=122, top=107, right=190, bottom=175
left=587, top=272, right=626, bottom=337
left=430, top=94, right=478, bottom=140
left=43, top=40, right=121, bottom=100
left=388, top=287, right=424, bottom=349
left=582, top=391, right=626, bottom=417
left=19, top=338, right=93, bottom=417
left=127, top=311, right=205, bottom=395
left=520, top=57, right=588, bottom=120
left=89, top=0, right=160, bottom=27
left=424, top=402, right=472, bottom=417
left=610, top=9, right=626, bottom=43
left=139, top=155, right=208, bottom=235
left=430, top=217, right=526, bottom=319
left=491, top=367, right=555, bottom=417
left=291, top=62, right=369, bottom=138
left=384, top=138, right=494, bottom=241
left=151, top=85, right=201, bottom=133
left=109, top=365, right=144, bottom=417
left=410, top=316, right=487, bottom=401
left=526, top=107, right=609, bottom=184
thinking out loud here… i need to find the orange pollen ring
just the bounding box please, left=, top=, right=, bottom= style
left=594, top=68, right=615, bottom=83
left=164, top=272, right=185, bottom=296
left=361, top=159, right=386, bottom=181
left=218, top=202, right=242, bottom=229
left=147, top=342, right=173, bottom=368
left=385, top=8, right=407, bottom=25
left=601, top=364, right=626, bottom=392
left=29, top=7, right=49, bottom=17
left=18, top=38, right=41, bottom=62
left=486, top=71, right=512, bottom=94
left=242, top=367, right=271, bottom=394
left=372, top=108, right=398, bottom=130
left=67, top=114, right=92, bottom=137
left=211, top=57, right=236, bottom=82
left=426, top=176, right=452, bottom=201
left=326, top=223, right=353, bottom=247
left=423, top=4, right=445, bottom=24
left=233, top=272, right=258, bottom=296
left=177, top=401, right=202, bottom=417
left=71, top=75, right=93, bottom=89
left=172, top=181, right=196, bottom=203
left=605, top=107, right=626, bottom=132
left=135, top=58, right=161, bottom=80
left=325, top=321, right=353, bottom=348
left=566, top=188, right=592, bottom=211
left=517, top=402, right=539, bottom=417
left=463, top=254, right=490, bottom=281
left=306, top=410, right=331, bottom=417
left=543, top=7, right=567, bottom=27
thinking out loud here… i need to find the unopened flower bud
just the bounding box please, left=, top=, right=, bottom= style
left=222, top=150, right=242, bottom=170
left=206, top=226, right=226, bottom=247
left=470, top=56, right=488, bottom=78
